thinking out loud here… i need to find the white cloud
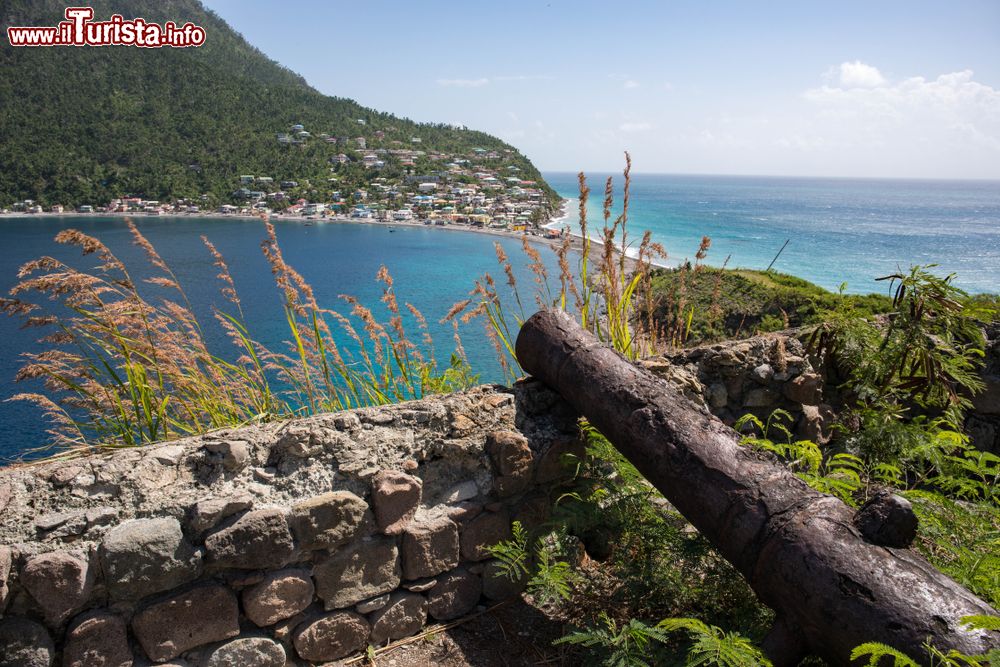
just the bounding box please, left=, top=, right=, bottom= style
left=436, top=78, right=489, bottom=87
left=623, top=80, right=640, bottom=89
left=656, top=65, right=1000, bottom=178
left=804, top=69, right=1000, bottom=142
left=619, top=122, right=652, bottom=132
left=788, top=67, right=1000, bottom=175
left=836, top=61, right=886, bottom=88
left=493, top=74, right=554, bottom=82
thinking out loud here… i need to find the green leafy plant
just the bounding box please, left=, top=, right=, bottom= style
left=658, top=617, right=773, bottom=667
left=554, top=612, right=670, bottom=667
left=809, top=265, right=993, bottom=467
left=906, top=490, right=1000, bottom=607
left=735, top=411, right=862, bottom=504
left=486, top=521, right=579, bottom=608
left=851, top=642, right=921, bottom=667
left=486, top=520, right=530, bottom=582
left=851, top=617, right=1000, bottom=667
left=528, top=545, right=580, bottom=607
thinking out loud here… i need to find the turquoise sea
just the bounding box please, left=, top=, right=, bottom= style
left=0, top=217, right=545, bottom=460
left=1, top=174, right=998, bottom=458
left=545, top=172, right=1000, bottom=295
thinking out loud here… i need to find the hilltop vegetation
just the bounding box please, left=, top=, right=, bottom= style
left=648, top=266, right=894, bottom=344
left=0, top=0, right=557, bottom=207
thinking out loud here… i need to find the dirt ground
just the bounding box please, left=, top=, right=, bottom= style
left=340, top=599, right=574, bottom=667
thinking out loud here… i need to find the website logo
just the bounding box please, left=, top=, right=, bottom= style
left=7, top=7, right=206, bottom=48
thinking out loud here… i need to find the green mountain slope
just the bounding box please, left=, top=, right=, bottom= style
left=0, top=0, right=557, bottom=207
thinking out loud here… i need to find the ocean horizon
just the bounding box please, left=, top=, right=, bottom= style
left=543, top=171, right=1000, bottom=296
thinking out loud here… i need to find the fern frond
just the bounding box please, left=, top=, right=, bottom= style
left=850, top=642, right=920, bottom=667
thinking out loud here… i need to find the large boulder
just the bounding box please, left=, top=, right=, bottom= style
left=63, top=611, right=131, bottom=667
left=371, top=470, right=422, bottom=535
left=314, top=538, right=400, bottom=610
left=20, top=551, right=94, bottom=625
left=132, top=586, right=239, bottom=662
left=99, top=518, right=202, bottom=600
left=292, top=611, right=370, bottom=662
left=401, top=515, right=459, bottom=580
left=241, top=569, right=314, bottom=627
left=204, top=509, right=295, bottom=570
left=289, top=491, right=371, bottom=550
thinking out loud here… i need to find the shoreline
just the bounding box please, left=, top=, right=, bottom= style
left=0, top=199, right=582, bottom=254
left=0, top=198, right=653, bottom=273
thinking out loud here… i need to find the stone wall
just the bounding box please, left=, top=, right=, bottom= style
left=0, top=382, right=582, bottom=666
left=643, top=332, right=837, bottom=444
left=644, top=325, right=1000, bottom=454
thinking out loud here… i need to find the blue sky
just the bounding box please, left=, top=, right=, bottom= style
left=202, top=0, right=1000, bottom=179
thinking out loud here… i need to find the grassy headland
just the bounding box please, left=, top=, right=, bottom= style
left=647, top=265, right=894, bottom=344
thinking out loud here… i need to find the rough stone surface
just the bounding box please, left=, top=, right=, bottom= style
left=371, top=470, right=422, bottom=535
left=203, top=440, right=250, bottom=473
left=798, top=403, right=836, bottom=445
left=188, top=494, right=253, bottom=535
left=460, top=510, right=511, bottom=561
left=854, top=492, right=919, bottom=549
left=751, top=363, right=775, bottom=384
left=743, top=387, right=779, bottom=408
left=292, top=611, right=370, bottom=662
left=355, top=593, right=390, bottom=614
left=242, top=569, right=314, bottom=627
left=289, top=491, right=370, bottom=550
left=0, top=617, right=54, bottom=667
left=533, top=435, right=584, bottom=484
left=204, top=509, right=295, bottom=570
left=427, top=568, right=482, bottom=621
left=403, top=578, right=438, bottom=593
left=486, top=430, right=533, bottom=497
left=784, top=372, right=823, bottom=405
left=195, top=637, right=286, bottom=667
left=314, top=538, right=400, bottom=610
left=21, top=550, right=93, bottom=625
left=132, top=585, right=239, bottom=662
left=100, top=518, right=202, bottom=600
left=369, top=592, right=427, bottom=645
left=63, top=611, right=131, bottom=667
left=1, top=545, right=14, bottom=613
left=401, top=515, right=459, bottom=580
left=482, top=559, right=527, bottom=601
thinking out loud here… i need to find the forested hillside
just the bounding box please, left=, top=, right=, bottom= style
left=0, top=0, right=557, bottom=206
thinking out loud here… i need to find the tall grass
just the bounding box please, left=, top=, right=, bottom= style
left=450, top=153, right=710, bottom=380
left=1, top=216, right=473, bottom=455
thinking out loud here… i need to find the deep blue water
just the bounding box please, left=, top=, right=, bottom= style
left=0, top=217, right=545, bottom=460
left=2, top=174, right=999, bottom=458
left=545, top=172, right=1000, bottom=295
